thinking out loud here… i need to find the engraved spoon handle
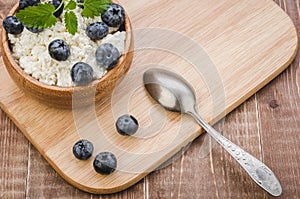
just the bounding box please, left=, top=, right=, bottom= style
left=187, top=108, right=282, bottom=197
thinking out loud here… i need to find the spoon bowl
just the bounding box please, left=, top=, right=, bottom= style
left=143, top=68, right=282, bottom=197
left=143, top=68, right=195, bottom=112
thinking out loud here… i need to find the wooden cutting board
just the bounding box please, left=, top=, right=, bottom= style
left=0, top=0, right=297, bottom=194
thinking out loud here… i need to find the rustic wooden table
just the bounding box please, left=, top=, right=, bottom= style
left=1, top=0, right=299, bottom=198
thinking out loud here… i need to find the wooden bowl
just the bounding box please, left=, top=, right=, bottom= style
left=1, top=2, right=133, bottom=109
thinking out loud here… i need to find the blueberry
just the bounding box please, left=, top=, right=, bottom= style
left=76, top=0, right=84, bottom=8
left=86, top=22, right=108, bottom=40
left=3, top=16, right=24, bottom=35
left=50, top=0, right=64, bottom=17
left=19, top=0, right=40, bottom=10
left=116, top=114, right=139, bottom=136
left=73, top=139, right=94, bottom=160
left=93, top=152, right=117, bottom=175
left=48, top=39, right=70, bottom=61
left=19, top=0, right=29, bottom=10
left=26, top=26, right=43, bottom=33
left=95, top=43, right=120, bottom=70
left=71, top=62, right=94, bottom=86
left=101, top=3, right=125, bottom=27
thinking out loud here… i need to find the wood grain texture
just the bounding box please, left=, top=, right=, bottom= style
left=0, top=0, right=297, bottom=193
left=0, top=109, right=28, bottom=199
left=0, top=0, right=300, bottom=198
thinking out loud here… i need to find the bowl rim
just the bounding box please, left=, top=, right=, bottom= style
left=2, top=1, right=132, bottom=93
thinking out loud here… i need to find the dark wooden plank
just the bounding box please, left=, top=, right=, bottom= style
left=210, top=99, right=268, bottom=199
left=0, top=109, right=28, bottom=198
left=25, top=143, right=92, bottom=199
left=256, top=69, right=300, bottom=199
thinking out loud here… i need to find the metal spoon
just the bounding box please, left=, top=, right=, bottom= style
left=143, top=68, right=282, bottom=196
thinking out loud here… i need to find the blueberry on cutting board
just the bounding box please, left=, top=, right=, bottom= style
left=116, top=114, right=139, bottom=136
left=93, top=152, right=117, bottom=175
left=73, top=139, right=94, bottom=160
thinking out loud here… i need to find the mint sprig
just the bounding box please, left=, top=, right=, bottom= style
left=65, top=0, right=76, bottom=10
left=82, top=0, right=111, bottom=18
left=16, top=4, right=57, bottom=29
left=16, top=0, right=112, bottom=35
left=65, top=11, right=78, bottom=35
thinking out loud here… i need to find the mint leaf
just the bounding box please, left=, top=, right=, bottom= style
left=65, top=0, right=77, bottom=10
left=65, top=11, right=78, bottom=35
left=16, top=4, right=57, bottom=29
left=82, top=0, right=111, bottom=18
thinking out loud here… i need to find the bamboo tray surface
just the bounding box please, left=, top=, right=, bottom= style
left=0, top=0, right=297, bottom=194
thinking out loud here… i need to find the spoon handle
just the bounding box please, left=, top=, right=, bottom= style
left=188, top=109, right=282, bottom=196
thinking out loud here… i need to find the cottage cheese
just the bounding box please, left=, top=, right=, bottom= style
left=8, top=4, right=126, bottom=86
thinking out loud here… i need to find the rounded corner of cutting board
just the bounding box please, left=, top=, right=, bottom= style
left=272, top=0, right=299, bottom=61
left=43, top=147, right=148, bottom=195
left=260, top=0, right=299, bottom=86
left=59, top=170, right=144, bottom=194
